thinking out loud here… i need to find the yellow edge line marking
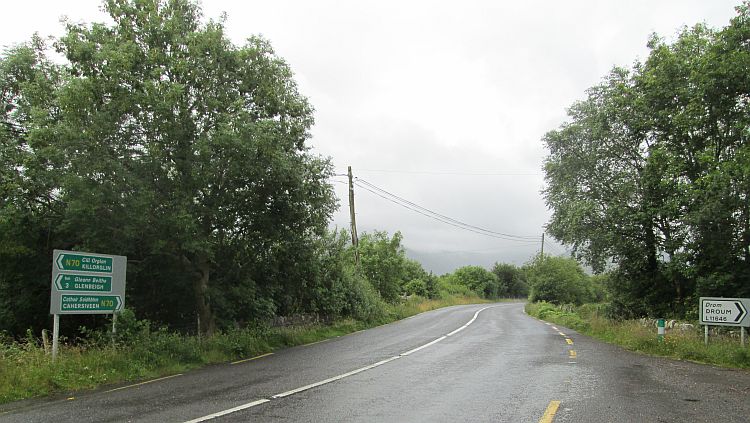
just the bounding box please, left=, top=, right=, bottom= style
left=231, top=352, right=274, bottom=365
left=566, top=338, right=573, bottom=345
left=569, top=350, right=577, bottom=358
left=302, top=339, right=328, bottom=347
left=539, top=400, right=561, bottom=423
left=105, top=373, right=183, bottom=393
left=67, top=397, right=75, bottom=401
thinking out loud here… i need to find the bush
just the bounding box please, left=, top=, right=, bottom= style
left=436, top=275, right=475, bottom=298
left=443, top=266, right=499, bottom=298
left=526, top=255, right=590, bottom=305
left=492, top=262, right=529, bottom=297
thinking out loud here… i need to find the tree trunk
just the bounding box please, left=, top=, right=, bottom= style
left=644, top=223, right=658, bottom=274
left=192, top=253, right=216, bottom=336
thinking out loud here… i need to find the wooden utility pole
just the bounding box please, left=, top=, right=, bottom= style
left=348, top=166, right=360, bottom=267
left=541, top=232, right=545, bottom=257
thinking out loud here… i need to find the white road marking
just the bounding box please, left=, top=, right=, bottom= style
left=272, top=356, right=401, bottom=398
left=183, top=399, right=270, bottom=423
left=446, top=325, right=469, bottom=336
left=400, top=336, right=447, bottom=356
left=183, top=305, right=497, bottom=422
left=104, top=374, right=183, bottom=393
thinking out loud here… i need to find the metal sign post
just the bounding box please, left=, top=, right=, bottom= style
left=699, top=297, right=750, bottom=346
left=52, top=314, right=60, bottom=362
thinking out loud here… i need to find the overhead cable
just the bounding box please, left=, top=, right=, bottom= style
left=347, top=169, right=541, bottom=176
left=356, top=178, right=540, bottom=240
left=354, top=179, right=540, bottom=243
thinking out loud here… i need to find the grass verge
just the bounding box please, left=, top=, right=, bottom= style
left=525, top=301, right=750, bottom=369
left=0, top=295, right=490, bottom=405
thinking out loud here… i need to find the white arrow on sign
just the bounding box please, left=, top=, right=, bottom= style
left=54, top=274, right=64, bottom=290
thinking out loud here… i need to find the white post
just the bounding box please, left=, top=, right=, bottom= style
left=112, top=312, right=117, bottom=346
left=52, top=314, right=60, bottom=363
left=742, top=327, right=746, bottom=348
left=704, top=325, right=709, bottom=346
left=657, top=319, right=665, bottom=342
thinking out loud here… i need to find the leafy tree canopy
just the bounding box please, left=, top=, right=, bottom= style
left=543, top=2, right=750, bottom=316
left=1, top=0, right=336, bottom=335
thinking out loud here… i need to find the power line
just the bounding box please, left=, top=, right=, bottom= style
left=354, top=183, right=537, bottom=243
left=356, top=178, right=540, bottom=241
left=545, top=244, right=568, bottom=256
left=354, top=179, right=540, bottom=243
left=347, top=168, right=541, bottom=176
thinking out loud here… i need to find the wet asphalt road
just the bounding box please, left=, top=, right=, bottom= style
left=1, top=302, right=749, bottom=422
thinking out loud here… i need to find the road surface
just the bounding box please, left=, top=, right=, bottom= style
left=1, top=303, right=749, bottom=422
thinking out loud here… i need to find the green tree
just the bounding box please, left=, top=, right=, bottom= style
left=491, top=262, right=528, bottom=298
left=0, top=38, right=70, bottom=336
left=446, top=265, right=499, bottom=298
left=543, top=4, right=750, bottom=316
left=0, top=0, right=336, bottom=336
left=526, top=256, right=590, bottom=305
left=357, top=231, right=410, bottom=302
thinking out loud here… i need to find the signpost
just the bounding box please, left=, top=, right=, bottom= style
left=50, top=250, right=126, bottom=361
left=699, top=297, right=750, bottom=347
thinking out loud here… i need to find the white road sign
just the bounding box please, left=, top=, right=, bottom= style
left=700, top=297, right=749, bottom=327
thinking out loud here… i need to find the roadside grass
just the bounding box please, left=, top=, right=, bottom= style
left=525, top=301, right=750, bottom=369
left=0, top=295, right=494, bottom=405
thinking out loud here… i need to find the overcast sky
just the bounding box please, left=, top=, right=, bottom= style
left=0, top=1, right=741, bottom=273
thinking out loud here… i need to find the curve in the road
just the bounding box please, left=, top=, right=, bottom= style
left=184, top=305, right=498, bottom=423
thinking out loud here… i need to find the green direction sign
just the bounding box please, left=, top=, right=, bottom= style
left=51, top=250, right=126, bottom=315
left=60, top=295, right=122, bottom=312
left=54, top=274, right=112, bottom=292
left=56, top=253, right=113, bottom=273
